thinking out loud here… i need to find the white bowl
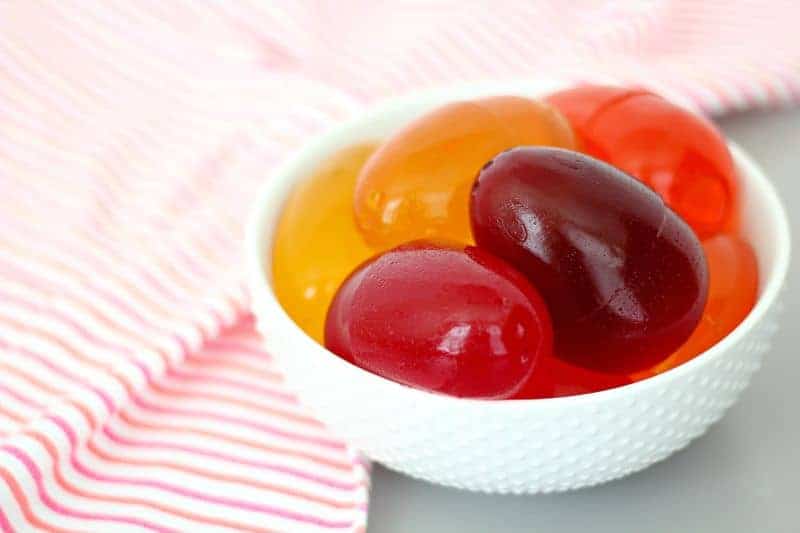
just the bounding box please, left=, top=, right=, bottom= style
left=246, top=81, right=791, bottom=494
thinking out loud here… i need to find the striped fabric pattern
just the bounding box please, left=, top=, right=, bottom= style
left=0, top=1, right=798, bottom=531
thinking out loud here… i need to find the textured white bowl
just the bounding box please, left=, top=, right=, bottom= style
left=246, top=81, right=791, bottom=494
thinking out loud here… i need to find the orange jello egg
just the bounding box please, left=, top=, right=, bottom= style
left=636, top=234, right=758, bottom=378
left=272, top=144, right=377, bottom=343
left=547, top=85, right=739, bottom=238
left=354, top=96, right=576, bottom=248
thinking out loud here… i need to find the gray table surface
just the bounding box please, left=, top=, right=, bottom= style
left=367, top=108, right=800, bottom=533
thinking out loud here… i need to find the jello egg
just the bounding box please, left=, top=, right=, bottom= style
left=470, top=146, right=709, bottom=374
left=637, top=234, right=758, bottom=378
left=547, top=85, right=738, bottom=238
left=513, top=356, right=631, bottom=399
left=272, top=144, right=377, bottom=343
left=325, top=241, right=553, bottom=399
left=354, top=96, right=576, bottom=248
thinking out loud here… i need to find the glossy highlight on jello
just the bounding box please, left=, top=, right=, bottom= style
left=470, top=146, right=709, bottom=374
left=547, top=85, right=739, bottom=239
left=272, top=144, right=377, bottom=342
left=325, top=241, right=554, bottom=399
left=354, top=96, right=576, bottom=248
left=269, top=88, right=759, bottom=400
left=639, top=234, right=758, bottom=377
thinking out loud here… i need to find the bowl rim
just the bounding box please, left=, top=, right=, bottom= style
left=245, top=80, right=792, bottom=408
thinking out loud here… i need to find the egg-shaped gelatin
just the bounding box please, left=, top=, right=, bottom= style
left=273, top=144, right=377, bottom=343
left=471, top=147, right=708, bottom=374
left=354, top=96, right=576, bottom=248
left=636, top=234, right=758, bottom=378
left=325, top=241, right=553, bottom=399
left=547, top=85, right=738, bottom=238
left=512, top=355, right=631, bottom=399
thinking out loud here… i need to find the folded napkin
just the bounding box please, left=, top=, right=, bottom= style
left=1, top=1, right=798, bottom=531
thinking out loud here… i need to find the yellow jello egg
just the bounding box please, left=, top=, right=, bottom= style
left=273, top=143, right=377, bottom=342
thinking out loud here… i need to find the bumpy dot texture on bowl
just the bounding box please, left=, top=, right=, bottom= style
left=255, top=303, right=779, bottom=493
left=248, top=84, right=789, bottom=494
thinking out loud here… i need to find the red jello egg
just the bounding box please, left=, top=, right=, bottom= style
left=325, top=241, right=553, bottom=399
left=547, top=85, right=738, bottom=238
left=636, top=234, right=759, bottom=378
left=470, top=146, right=708, bottom=374
left=513, top=356, right=631, bottom=399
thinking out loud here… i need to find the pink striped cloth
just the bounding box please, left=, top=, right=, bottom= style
left=0, top=1, right=798, bottom=531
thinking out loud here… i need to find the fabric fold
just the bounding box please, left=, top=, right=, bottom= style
left=0, top=1, right=798, bottom=530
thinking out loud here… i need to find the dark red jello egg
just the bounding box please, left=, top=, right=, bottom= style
left=470, top=146, right=708, bottom=374
left=324, top=241, right=553, bottom=399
